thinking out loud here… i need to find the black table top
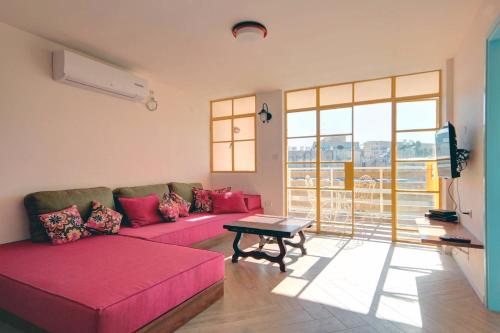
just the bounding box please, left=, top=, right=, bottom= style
left=223, top=215, right=313, bottom=238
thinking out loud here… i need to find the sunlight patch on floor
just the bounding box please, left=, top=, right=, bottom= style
left=271, top=276, right=309, bottom=297
left=264, top=236, right=434, bottom=329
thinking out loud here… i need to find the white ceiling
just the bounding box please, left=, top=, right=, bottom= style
left=0, top=0, right=482, bottom=99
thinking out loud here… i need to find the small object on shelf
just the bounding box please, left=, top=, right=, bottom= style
left=425, top=209, right=458, bottom=223
left=439, top=234, right=471, bottom=244
left=425, top=212, right=459, bottom=222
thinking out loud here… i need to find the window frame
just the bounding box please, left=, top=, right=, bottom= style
left=284, top=70, right=442, bottom=240
left=210, top=95, right=257, bottom=173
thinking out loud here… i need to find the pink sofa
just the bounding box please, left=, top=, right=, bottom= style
left=119, top=209, right=263, bottom=246
left=0, top=185, right=263, bottom=333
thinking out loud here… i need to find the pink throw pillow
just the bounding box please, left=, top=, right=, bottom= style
left=192, top=187, right=231, bottom=213
left=211, top=191, right=249, bottom=214
left=170, top=192, right=191, bottom=217
left=118, top=194, right=163, bottom=228
left=158, top=194, right=180, bottom=222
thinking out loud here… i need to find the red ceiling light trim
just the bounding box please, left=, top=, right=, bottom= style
left=232, top=21, right=268, bottom=39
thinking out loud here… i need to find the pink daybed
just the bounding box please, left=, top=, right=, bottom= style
left=0, top=184, right=262, bottom=332
left=118, top=209, right=263, bottom=246
left=0, top=236, right=224, bottom=333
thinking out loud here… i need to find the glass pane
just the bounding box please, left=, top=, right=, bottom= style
left=212, top=119, right=232, bottom=142
left=212, top=100, right=232, bottom=118
left=320, top=163, right=345, bottom=189
left=397, top=131, right=436, bottom=160
left=320, top=190, right=352, bottom=234
left=354, top=78, right=392, bottom=102
left=397, top=100, right=437, bottom=131
left=320, top=108, right=352, bottom=135
left=234, top=141, right=255, bottom=171
left=396, top=71, right=440, bottom=98
left=397, top=162, right=439, bottom=191
left=288, top=163, right=316, bottom=188
left=287, top=111, right=316, bottom=137
left=354, top=171, right=392, bottom=222
left=397, top=192, right=438, bottom=228
left=233, top=116, right=255, bottom=140
left=213, top=142, right=232, bottom=171
left=288, top=137, right=316, bottom=162
left=320, top=84, right=352, bottom=106
left=288, top=189, right=316, bottom=222
left=287, top=89, right=316, bottom=110
left=354, top=103, right=392, bottom=167
left=320, top=135, right=352, bottom=162
left=233, top=96, right=255, bottom=115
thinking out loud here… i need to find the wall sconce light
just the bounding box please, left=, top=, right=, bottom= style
left=258, top=103, right=272, bottom=123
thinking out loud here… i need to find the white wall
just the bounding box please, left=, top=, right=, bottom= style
left=0, top=23, right=210, bottom=243
left=451, top=0, right=500, bottom=303
left=211, top=91, right=284, bottom=216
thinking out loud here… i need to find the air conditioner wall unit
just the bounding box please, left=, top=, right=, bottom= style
left=52, top=50, right=148, bottom=102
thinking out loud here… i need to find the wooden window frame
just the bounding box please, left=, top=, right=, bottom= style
left=284, top=70, right=442, bottom=241
left=210, top=95, right=257, bottom=173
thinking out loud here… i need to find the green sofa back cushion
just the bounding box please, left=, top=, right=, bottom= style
left=113, top=183, right=169, bottom=199
left=168, top=182, right=203, bottom=205
left=24, top=187, right=114, bottom=242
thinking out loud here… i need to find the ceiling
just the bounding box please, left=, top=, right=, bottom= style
left=0, top=0, right=482, bottom=99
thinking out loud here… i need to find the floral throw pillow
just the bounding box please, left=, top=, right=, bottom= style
left=86, top=201, right=123, bottom=234
left=170, top=192, right=191, bottom=217
left=39, top=205, right=91, bottom=245
left=159, top=195, right=180, bottom=222
left=192, top=187, right=231, bottom=213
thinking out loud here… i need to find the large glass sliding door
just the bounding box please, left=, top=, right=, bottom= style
left=285, top=71, right=441, bottom=241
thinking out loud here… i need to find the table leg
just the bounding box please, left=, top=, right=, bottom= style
left=276, top=237, right=287, bottom=272
left=230, top=232, right=288, bottom=272
left=284, top=231, right=307, bottom=255
left=231, top=231, right=243, bottom=263
left=258, top=235, right=266, bottom=250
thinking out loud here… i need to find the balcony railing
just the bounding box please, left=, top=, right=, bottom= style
left=288, top=165, right=438, bottom=226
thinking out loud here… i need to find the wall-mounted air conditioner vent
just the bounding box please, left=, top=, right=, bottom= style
left=52, top=50, right=148, bottom=102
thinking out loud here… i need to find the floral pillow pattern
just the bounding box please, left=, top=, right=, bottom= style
left=39, top=205, right=91, bottom=245
left=86, top=201, right=123, bottom=234
left=170, top=192, right=191, bottom=217
left=159, top=195, right=180, bottom=222
left=192, top=187, right=231, bottom=213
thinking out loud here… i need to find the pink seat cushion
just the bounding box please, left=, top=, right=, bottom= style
left=0, top=236, right=224, bottom=333
left=211, top=191, right=248, bottom=214
left=118, top=194, right=163, bottom=227
left=119, top=209, right=263, bottom=246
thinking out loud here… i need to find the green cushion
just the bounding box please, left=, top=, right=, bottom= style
left=168, top=182, right=203, bottom=205
left=24, top=187, right=114, bottom=242
left=113, top=184, right=169, bottom=199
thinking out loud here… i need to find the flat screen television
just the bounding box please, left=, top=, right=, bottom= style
left=436, top=121, right=460, bottom=178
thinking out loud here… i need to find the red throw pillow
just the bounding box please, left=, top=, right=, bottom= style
left=38, top=205, right=91, bottom=245
left=118, top=194, right=163, bottom=228
left=192, top=187, right=231, bottom=213
left=86, top=201, right=123, bottom=234
left=211, top=191, right=249, bottom=214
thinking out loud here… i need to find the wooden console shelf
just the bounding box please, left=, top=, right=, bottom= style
left=416, top=218, right=484, bottom=249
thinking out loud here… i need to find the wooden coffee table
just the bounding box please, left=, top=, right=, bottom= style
left=223, top=215, right=313, bottom=272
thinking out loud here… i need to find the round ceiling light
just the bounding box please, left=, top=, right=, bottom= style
left=232, top=21, right=267, bottom=40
